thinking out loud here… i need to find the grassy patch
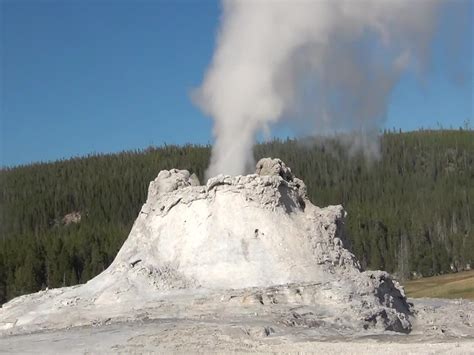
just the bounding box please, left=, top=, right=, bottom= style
left=403, top=270, right=474, bottom=300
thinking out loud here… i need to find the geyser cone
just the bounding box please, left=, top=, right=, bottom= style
left=0, top=158, right=412, bottom=335
left=110, top=158, right=356, bottom=289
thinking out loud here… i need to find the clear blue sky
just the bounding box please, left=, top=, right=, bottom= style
left=1, top=0, right=472, bottom=167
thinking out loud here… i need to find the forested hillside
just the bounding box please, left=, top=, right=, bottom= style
left=1, top=130, right=473, bottom=304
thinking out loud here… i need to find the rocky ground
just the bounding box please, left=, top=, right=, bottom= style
left=1, top=158, right=472, bottom=353
left=0, top=295, right=473, bottom=353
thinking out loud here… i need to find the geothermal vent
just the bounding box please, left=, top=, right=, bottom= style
left=0, top=158, right=412, bottom=335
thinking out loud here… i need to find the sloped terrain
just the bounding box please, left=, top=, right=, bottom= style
left=404, top=271, right=474, bottom=300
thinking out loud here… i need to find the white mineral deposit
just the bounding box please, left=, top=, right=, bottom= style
left=1, top=159, right=472, bottom=353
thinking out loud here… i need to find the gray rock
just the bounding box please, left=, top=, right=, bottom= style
left=256, top=157, right=293, bottom=181
left=148, top=169, right=197, bottom=198
left=189, top=173, right=200, bottom=186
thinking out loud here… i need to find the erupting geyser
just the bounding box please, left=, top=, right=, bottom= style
left=194, top=0, right=442, bottom=177
left=1, top=159, right=412, bottom=335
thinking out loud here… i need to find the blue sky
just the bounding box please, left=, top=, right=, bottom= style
left=1, top=0, right=472, bottom=167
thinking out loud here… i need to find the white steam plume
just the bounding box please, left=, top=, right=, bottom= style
left=194, top=0, right=442, bottom=178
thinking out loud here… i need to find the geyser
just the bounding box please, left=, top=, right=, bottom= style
left=194, top=0, right=442, bottom=177
left=1, top=158, right=412, bottom=335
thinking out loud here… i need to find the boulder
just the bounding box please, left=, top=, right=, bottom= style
left=256, top=158, right=293, bottom=181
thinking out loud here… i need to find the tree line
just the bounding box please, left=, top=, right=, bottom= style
left=0, top=129, right=473, bottom=304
